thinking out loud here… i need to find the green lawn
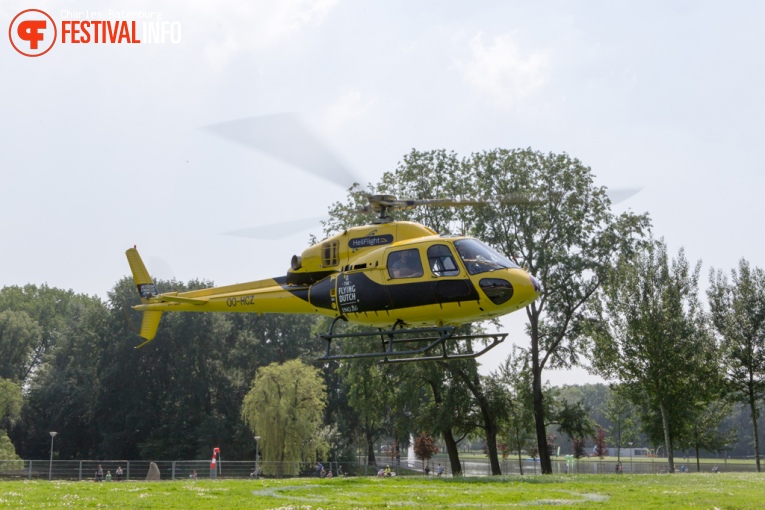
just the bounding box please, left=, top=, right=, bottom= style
left=1, top=473, right=764, bottom=509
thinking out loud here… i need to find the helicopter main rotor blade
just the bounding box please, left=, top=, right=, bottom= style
left=205, top=114, right=359, bottom=188
left=607, top=187, right=641, bottom=205
left=224, top=216, right=328, bottom=241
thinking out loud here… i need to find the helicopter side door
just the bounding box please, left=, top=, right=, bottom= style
left=426, top=243, right=476, bottom=303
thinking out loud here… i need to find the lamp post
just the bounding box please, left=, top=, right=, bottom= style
left=628, top=442, right=633, bottom=473
left=254, top=436, right=261, bottom=476
left=48, top=432, right=57, bottom=481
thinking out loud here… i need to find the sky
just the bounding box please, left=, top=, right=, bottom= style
left=2, top=1, right=764, bottom=386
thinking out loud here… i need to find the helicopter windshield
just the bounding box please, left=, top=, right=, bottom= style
left=454, top=239, right=519, bottom=275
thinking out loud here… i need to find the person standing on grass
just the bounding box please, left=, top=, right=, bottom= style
left=115, top=466, right=123, bottom=482
left=96, top=464, right=104, bottom=482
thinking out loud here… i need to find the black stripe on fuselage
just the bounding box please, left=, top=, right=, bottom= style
left=280, top=271, right=480, bottom=313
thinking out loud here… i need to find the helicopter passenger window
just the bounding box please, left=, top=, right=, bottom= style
left=387, top=249, right=423, bottom=279
left=427, top=245, right=460, bottom=277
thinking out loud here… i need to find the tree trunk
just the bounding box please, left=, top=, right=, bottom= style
left=517, top=448, right=524, bottom=476
left=486, top=423, right=501, bottom=475
left=659, top=399, right=674, bottom=473
left=449, top=364, right=502, bottom=475
left=426, top=378, right=463, bottom=475
left=749, top=392, right=762, bottom=472
left=442, top=429, right=463, bottom=476
left=529, top=315, right=552, bottom=475
left=366, top=428, right=376, bottom=466
left=695, top=444, right=700, bottom=472
left=532, top=365, right=551, bottom=474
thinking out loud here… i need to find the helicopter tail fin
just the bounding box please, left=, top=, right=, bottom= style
left=126, top=246, right=162, bottom=347
left=135, top=311, right=163, bottom=348
left=126, top=246, right=158, bottom=303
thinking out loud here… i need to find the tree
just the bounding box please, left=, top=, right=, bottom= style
left=708, top=259, right=765, bottom=472
left=0, top=377, right=22, bottom=461
left=497, top=348, right=536, bottom=475
left=413, top=433, right=439, bottom=469
left=324, top=148, right=649, bottom=475
left=387, top=356, right=472, bottom=476
left=590, top=239, right=715, bottom=473
left=446, top=360, right=508, bottom=475
left=241, top=359, right=328, bottom=476
left=336, top=333, right=397, bottom=467
left=682, top=400, right=737, bottom=472
left=0, top=285, right=78, bottom=384
left=0, top=378, right=22, bottom=426
left=594, top=427, right=607, bottom=459
left=471, top=149, right=650, bottom=474
left=548, top=394, right=596, bottom=449
left=603, top=385, right=639, bottom=464
left=0, top=310, right=42, bottom=382
left=572, top=437, right=586, bottom=460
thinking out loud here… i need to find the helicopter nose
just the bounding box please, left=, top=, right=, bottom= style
left=507, top=268, right=541, bottom=307
left=529, top=274, right=541, bottom=295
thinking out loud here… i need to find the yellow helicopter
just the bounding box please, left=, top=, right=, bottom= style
left=127, top=193, right=542, bottom=363
left=126, top=114, right=542, bottom=362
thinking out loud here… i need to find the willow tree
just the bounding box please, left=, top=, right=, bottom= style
left=708, top=259, right=765, bottom=472
left=241, top=359, right=328, bottom=476
left=590, top=239, right=716, bottom=473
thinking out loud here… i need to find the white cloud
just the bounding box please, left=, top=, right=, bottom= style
left=456, top=31, right=550, bottom=108
left=192, top=0, right=340, bottom=67
left=321, top=89, right=379, bottom=134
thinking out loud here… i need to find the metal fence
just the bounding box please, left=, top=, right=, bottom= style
left=0, top=457, right=757, bottom=481
left=0, top=460, right=382, bottom=481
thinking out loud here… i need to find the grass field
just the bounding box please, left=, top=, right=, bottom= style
left=2, top=473, right=764, bottom=509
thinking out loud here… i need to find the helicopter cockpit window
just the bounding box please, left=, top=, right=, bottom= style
left=387, top=248, right=423, bottom=279
left=428, top=244, right=460, bottom=277
left=454, top=239, right=519, bottom=275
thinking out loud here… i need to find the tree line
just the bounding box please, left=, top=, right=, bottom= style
left=1, top=148, right=763, bottom=476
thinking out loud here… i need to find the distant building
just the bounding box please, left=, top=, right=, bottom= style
left=606, top=447, right=651, bottom=457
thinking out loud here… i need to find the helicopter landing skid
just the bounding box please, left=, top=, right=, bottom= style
left=318, top=318, right=507, bottom=364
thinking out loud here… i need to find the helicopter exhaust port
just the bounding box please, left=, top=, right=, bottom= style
left=291, top=255, right=302, bottom=270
